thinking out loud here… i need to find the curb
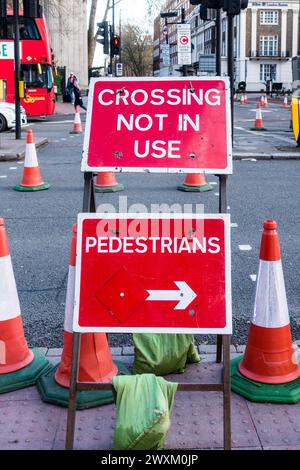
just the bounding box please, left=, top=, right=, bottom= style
left=0, top=137, right=49, bottom=162
left=234, top=152, right=300, bottom=160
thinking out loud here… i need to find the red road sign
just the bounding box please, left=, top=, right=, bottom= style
left=73, top=214, right=232, bottom=334
left=82, top=77, right=232, bottom=174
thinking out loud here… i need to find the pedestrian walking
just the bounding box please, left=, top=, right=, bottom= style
left=66, top=72, right=77, bottom=105
left=73, top=81, right=86, bottom=111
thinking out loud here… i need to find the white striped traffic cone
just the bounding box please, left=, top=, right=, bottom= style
left=244, top=93, right=248, bottom=104
left=251, top=103, right=267, bottom=131
left=283, top=94, right=289, bottom=108
left=0, top=218, right=50, bottom=393
left=70, top=106, right=82, bottom=134
left=231, top=220, right=300, bottom=403
left=260, top=95, right=265, bottom=107
left=37, top=225, right=124, bottom=408
left=263, top=94, right=268, bottom=108
left=14, top=129, right=50, bottom=192
left=240, top=94, right=245, bottom=105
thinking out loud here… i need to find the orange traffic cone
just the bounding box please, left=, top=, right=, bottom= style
left=251, top=103, right=267, bottom=131
left=283, top=94, right=289, bottom=108
left=244, top=93, right=248, bottom=104
left=37, top=225, right=127, bottom=408
left=14, top=129, right=50, bottom=192
left=177, top=173, right=212, bottom=192
left=94, top=172, right=124, bottom=193
left=263, top=94, right=268, bottom=108
left=240, top=94, right=245, bottom=105
left=260, top=95, right=265, bottom=107
left=0, top=218, right=50, bottom=393
left=231, top=220, right=300, bottom=403
left=70, top=106, right=82, bottom=134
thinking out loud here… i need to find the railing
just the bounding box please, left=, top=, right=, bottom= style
left=249, top=51, right=291, bottom=58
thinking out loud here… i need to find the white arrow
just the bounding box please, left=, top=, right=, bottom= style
left=146, top=281, right=197, bottom=310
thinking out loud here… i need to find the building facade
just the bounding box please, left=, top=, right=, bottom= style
left=154, top=1, right=300, bottom=91
left=41, top=0, right=88, bottom=88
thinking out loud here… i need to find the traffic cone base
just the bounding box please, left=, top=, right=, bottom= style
left=14, top=182, right=50, bottom=192
left=231, top=355, right=300, bottom=404
left=37, top=360, right=130, bottom=409
left=0, top=348, right=52, bottom=394
left=177, top=173, right=213, bottom=192
left=95, top=172, right=124, bottom=193
left=250, top=127, right=267, bottom=132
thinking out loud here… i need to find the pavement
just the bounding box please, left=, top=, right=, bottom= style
left=1, top=346, right=300, bottom=450
left=0, top=130, right=48, bottom=161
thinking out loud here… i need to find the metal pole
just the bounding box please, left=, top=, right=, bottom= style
left=216, top=9, right=222, bottom=76
left=181, top=7, right=188, bottom=77
left=165, top=17, right=168, bottom=45
left=112, top=0, right=115, bottom=76
left=227, top=14, right=234, bottom=142
left=13, top=0, right=21, bottom=140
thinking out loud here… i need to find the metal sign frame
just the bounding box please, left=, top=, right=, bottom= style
left=73, top=212, right=232, bottom=335
left=81, top=77, right=233, bottom=174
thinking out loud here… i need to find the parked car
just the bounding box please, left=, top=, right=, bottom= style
left=0, top=102, right=27, bottom=132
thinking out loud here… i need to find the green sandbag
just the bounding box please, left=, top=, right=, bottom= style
left=113, top=374, right=177, bottom=450
left=133, top=333, right=200, bottom=375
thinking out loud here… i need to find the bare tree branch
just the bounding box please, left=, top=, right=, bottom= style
left=121, top=23, right=153, bottom=77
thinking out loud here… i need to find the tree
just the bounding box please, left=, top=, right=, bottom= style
left=146, top=0, right=165, bottom=18
left=121, top=23, right=153, bottom=77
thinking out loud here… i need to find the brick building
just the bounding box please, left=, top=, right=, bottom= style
left=154, top=1, right=300, bottom=90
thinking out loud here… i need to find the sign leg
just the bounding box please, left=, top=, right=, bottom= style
left=83, top=172, right=95, bottom=213
left=65, top=332, right=81, bottom=450
left=223, top=334, right=231, bottom=450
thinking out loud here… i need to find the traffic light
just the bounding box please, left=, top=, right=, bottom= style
left=23, top=0, right=40, bottom=18
left=111, top=35, right=120, bottom=56
left=223, top=0, right=248, bottom=15
left=200, top=4, right=208, bottom=21
left=96, top=21, right=109, bottom=55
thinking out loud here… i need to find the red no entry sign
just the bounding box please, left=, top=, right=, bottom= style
left=82, top=77, right=232, bottom=174
left=73, top=214, right=232, bottom=334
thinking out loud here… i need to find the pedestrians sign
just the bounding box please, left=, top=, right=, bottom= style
left=82, top=77, right=232, bottom=174
left=73, top=213, right=232, bottom=334
left=116, top=63, right=123, bottom=77
left=177, top=24, right=191, bottom=65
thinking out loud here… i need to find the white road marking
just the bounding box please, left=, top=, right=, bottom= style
left=235, top=126, right=293, bottom=143
left=227, top=205, right=230, bottom=209
left=9, top=167, right=17, bottom=170
left=61, top=138, right=67, bottom=141
left=250, top=274, right=257, bottom=282
left=17, top=161, right=23, bottom=164
left=214, top=193, right=219, bottom=196
left=231, top=223, right=238, bottom=228
left=0, top=175, right=7, bottom=178
left=209, top=181, right=218, bottom=185
left=239, top=245, right=252, bottom=251
left=241, top=158, right=257, bottom=161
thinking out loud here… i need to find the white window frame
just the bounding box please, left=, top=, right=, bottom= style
left=259, top=35, right=278, bottom=56
left=260, top=64, right=277, bottom=82
left=260, top=10, right=279, bottom=25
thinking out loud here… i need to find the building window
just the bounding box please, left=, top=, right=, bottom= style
left=259, top=36, right=278, bottom=56
left=260, top=10, right=279, bottom=25
left=260, top=64, right=277, bottom=82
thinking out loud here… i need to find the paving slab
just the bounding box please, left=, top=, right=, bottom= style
left=0, top=132, right=48, bottom=161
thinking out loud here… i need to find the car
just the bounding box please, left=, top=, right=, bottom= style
left=0, top=102, right=27, bottom=132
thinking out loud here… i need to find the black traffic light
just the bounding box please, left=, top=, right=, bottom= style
left=96, top=21, right=109, bottom=55
left=189, top=0, right=202, bottom=4
left=190, top=0, right=224, bottom=6
left=200, top=4, right=208, bottom=21
left=111, top=35, right=120, bottom=56
left=223, top=0, right=248, bottom=15
left=23, top=0, right=41, bottom=18
left=0, top=0, right=7, bottom=18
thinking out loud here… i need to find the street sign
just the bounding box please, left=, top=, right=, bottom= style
left=73, top=213, right=232, bottom=334
left=177, top=24, right=191, bottom=65
left=116, top=63, right=123, bottom=77
left=161, top=44, right=170, bottom=66
left=82, top=77, right=232, bottom=174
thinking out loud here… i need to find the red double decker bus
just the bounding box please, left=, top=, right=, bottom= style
left=0, top=8, right=55, bottom=116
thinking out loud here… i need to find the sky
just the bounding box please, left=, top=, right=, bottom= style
left=91, top=0, right=155, bottom=66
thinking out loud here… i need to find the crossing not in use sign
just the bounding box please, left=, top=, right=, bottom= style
left=73, top=213, right=232, bottom=334
left=82, top=77, right=232, bottom=174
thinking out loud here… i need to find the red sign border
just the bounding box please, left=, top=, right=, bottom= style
left=81, top=77, right=233, bottom=174
left=73, top=213, right=232, bottom=334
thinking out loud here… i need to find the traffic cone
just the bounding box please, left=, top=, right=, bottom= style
left=37, top=224, right=129, bottom=409
left=231, top=220, right=300, bottom=403
left=240, top=94, right=245, bottom=105
left=244, top=93, right=248, bottom=104
left=94, top=172, right=124, bottom=193
left=250, top=103, right=267, bottom=131
left=70, top=106, right=82, bottom=134
left=14, top=130, right=50, bottom=192
left=177, top=173, right=213, bottom=192
left=0, top=218, right=51, bottom=393
left=260, top=95, right=265, bottom=107
left=283, top=94, right=289, bottom=108
left=263, top=94, right=268, bottom=108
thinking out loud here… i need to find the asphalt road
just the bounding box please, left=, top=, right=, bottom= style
left=0, top=102, right=299, bottom=347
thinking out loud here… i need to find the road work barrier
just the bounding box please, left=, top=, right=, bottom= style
left=291, top=93, right=300, bottom=146
left=14, top=129, right=50, bottom=192
left=251, top=103, right=267, bottom=131
left=37, top=224, right=129, bottom=409
left=231, top=220, right=300, bottom=403
left=94, top=172, right=124, bottom=193
left=0, top=218, right=51, bottom=393
left=70, top=106, right=82, bottom=134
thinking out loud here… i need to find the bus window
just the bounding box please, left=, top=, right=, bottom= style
left=21, top=64, right=54, bottom=90
left=0, top=17, right=40, bottom=40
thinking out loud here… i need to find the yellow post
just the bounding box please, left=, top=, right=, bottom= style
left=0, top=79, right=6, bottom=100
left=291, top=95, right=300, bottom=145
left=19, top=80, right=25, bottom=99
